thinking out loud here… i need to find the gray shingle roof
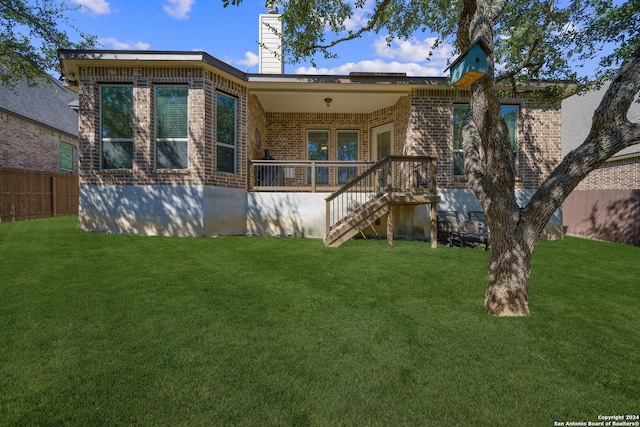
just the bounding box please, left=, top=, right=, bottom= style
left=0, top=75, right=78, bottom=137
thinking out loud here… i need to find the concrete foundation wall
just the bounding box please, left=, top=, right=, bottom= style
left=79, top=186, right=563, bottom=241
left=79, top=185, right=205, bottom=237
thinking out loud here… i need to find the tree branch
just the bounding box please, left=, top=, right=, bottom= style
left=523, top=45, right=640, bottom=233
left=306, top=0, right=392, bottom=52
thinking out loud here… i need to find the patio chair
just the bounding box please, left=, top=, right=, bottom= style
left=436, top=210, right=490, bottom=250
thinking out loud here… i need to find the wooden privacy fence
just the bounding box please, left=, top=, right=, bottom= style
left=0, top=168, right=79, bottom=223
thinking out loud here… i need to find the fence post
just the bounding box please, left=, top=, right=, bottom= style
left=52, top=175, right=57, bottom=217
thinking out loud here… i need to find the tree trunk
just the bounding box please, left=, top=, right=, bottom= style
left=484, top=225, right=536, bottom=316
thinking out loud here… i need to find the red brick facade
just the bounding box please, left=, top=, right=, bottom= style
left=74, top=64, right=562, bottom=194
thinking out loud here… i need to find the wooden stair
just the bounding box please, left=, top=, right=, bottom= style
left=323, top=194, right=390, bottom=247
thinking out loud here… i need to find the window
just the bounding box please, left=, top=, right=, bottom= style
left=308, top=130, right=329, bottom=185
left=100, top=85, right=133, bottom=169
left=337, top=130, right=358, bottom=184
left=59, top=142, right=75, bottom=174
left=155, top=86, right=189, bottom=170
left=453, top=104, right=519, bottom=176
left=216, top=92, right=237, bottom=173
left=502, top=105, right=519, bottom=175
left=452, top=105, right=467, bottom=176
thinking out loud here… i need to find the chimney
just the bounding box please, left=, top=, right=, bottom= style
left=259, top=9, right=284, bottom=74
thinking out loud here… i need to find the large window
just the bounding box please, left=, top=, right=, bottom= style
left=337, top=130, right=358, bottom=184
left=100, top=85, right=133, bottom=169
left=453, top=104, right=519, bottom=176
left=155, top=86, right=189, bottom=170
left=216, top=92, right=237, bottom=173
left=307, top=130, right=329, bottom=185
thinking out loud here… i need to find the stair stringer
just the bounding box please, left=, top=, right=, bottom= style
left=324, top=194, right=391, bottom=247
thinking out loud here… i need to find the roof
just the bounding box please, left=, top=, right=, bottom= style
left=0, top=75, right=78, bottom=138
left=58, top=49, right=451, bottom=114
left=57, top=49, right=572, bottom=115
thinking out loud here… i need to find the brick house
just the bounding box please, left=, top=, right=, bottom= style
left=57, top=14, right=563, bottom=244
left=1, top=75, right=79, bottom=174
left=562, top=82, right=640, bottom=245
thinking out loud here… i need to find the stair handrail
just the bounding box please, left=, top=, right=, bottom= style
left=325, top=155, right=437, bottom=237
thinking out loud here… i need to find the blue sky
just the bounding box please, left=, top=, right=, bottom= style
left=63, top=0, right=610, bottom=77
left=64, top=0, right=455, bottom=76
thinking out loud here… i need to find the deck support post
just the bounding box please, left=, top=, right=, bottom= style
left=387, top=206, right=394, bottom=248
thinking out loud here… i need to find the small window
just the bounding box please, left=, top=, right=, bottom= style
left=216, top=93, right=237, bottom=173
left=100, top=85, right=133, bottom=169
left=155, top=86, right=189, bottom=170
left=59, top=142, right=76, bottom=174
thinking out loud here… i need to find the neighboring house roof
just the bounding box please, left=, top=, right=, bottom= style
left=0, top=75, right=79, bottom=138
left=562, top=81, right=640, bottom=159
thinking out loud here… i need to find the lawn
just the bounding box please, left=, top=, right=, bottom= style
left=1, top=216, right=638, bottom=426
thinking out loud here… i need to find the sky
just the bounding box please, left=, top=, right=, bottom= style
left=59, top=0, right=617, bottom=78
left=62, top=0, right=455, bottom=76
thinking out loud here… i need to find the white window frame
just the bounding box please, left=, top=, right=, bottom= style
left=154, top=85, right=189, bottom=170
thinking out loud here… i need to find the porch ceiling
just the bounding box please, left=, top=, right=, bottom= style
left=252, top=89, right=409, bottom=114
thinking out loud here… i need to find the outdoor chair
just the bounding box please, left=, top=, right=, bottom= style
left=436, top=210, right=490, bottom=250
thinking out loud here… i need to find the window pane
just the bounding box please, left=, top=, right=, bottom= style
left=216, top=145, right=235, bottom=173
left=101, top=86, right=133, bottom=139
left=102, top=140, right=133, bottom=169
left=59, top=142, right=74, bottom=173
left=501, top=105, right=518, bottom=150
left=338, top=130, right=358, bottom=184
left=337, top=131, right=358, bottom=161
left=216, top=93, right=237, bottom=173
left=308, top=130, right=329, bottom=185
left=157, top=140, right=188, bottom=169
left=453, top=105, right=467, bottom=176
left=502, top=105, right=519, bottom=175
left=156, top=86, right=188, bottom=138
left=217, top=93, right=236, bottom=145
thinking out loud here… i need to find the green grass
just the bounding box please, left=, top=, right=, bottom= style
left=1, top=216, right=638, bottom=426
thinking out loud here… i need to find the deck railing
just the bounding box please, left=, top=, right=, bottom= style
left=324, top=156, right=437, bottom=236
left=248, top=160, right=376, bottom=192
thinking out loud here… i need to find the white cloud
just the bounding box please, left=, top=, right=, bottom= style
left=236, top=52, right=259, bottom=69
left=163, top=0, right=195, bottom=20
left=100, top=37, right=150, bottom=50
left=295, top=59, right=444, bottom=77
left=344, top=0, right=375, bottom=31
left=70, top=0, right=111, bottom=15
left=374, top=36, right=454, bottom=64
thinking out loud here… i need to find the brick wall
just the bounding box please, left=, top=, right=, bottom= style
left=77, top=66, right=248, bottom=189
left=76, top=64, right=562, bottom=192
left=400, top=89, right=561, bottom=190
left=0, top=111, right=77, bottom=173
left=575, top=156, right=640, bottom=190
